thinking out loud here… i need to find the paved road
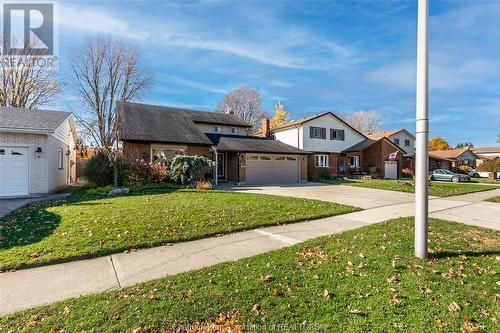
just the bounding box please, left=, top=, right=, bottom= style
left=1, top=185, right=499, bottom=315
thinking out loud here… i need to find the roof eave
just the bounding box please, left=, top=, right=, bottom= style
left=0, top=127, right=53, bottom=134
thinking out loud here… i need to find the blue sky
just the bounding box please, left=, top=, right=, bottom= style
left=54, top=0, right=499, bottom=146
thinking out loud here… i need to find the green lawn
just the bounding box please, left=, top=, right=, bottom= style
left=470, top=177, right=500, bottom=184
left=1, top=217, right=498, bottom=332
left=0, top=187, right=357, bottom=271
left=486, top=196, right=500, bottom=203
left=320, top=179, right=498, bottom=197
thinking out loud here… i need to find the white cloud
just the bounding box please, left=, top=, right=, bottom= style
left=159, top=75, right=228, bottom=94
left=58, top=3, right=356, bottom=70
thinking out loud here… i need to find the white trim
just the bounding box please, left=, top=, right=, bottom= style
left=314, top=154, right=329, bottom=168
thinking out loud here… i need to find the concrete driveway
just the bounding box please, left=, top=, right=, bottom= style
left=0, top=193, right=71, bottom=219
left=223, top=182, right=419, bottom=209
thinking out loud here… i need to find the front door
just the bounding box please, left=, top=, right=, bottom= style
left=217, top=153, right=225, bottom=179
left=339, top=156, right=347, bottom=177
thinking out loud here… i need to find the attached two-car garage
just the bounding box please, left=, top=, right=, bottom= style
left=0, top=147, right=30, bottom=197
left=245, top=154, right=300, bottom=184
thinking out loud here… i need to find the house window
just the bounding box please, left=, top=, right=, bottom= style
left=260, top=156, right=271, bottom=160
left=349, top=156, right=360, bottom=167
left=152, top=148, right=178, bottom=164
left=230, top=127, right=239, bottom=134
left=394, top=138, right=400, bottom=146
left=404, top=139, right=410, bottom=147
left=330, top=129, right=345, bottom=141
left=213, top=126, right=222, bottom=133
left=58, top=148, right=64, bottom=169
left=315, top=154, right=329, bottom=168
left=0, top=149, right=4, bottom=155
left=247, top=155, right=259, bottom=160
left=310, top=126, right=326, bottom=139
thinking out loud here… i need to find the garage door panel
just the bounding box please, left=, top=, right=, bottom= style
left=246, top=154, right=299, bottom=184
left=0, top=147, right=29, bottom=196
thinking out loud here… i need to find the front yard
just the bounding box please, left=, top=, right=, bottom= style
left=321, top=179, right=498, bottom=197
left=1, top=217, right=498, bottom=332
left=0, top=187, right=357, bottom=271
left=486, top=196, right=500, bottom=203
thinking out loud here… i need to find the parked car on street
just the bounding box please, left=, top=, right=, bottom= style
left=467, top=169, right=489, bottom=178
left=430, top=169, right=470, bottom=183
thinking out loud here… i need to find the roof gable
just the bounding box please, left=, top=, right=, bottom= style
left=271, top=112, right=367, bottom=139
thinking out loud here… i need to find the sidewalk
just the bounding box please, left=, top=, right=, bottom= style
left=1, top=188, right=499, bottom=315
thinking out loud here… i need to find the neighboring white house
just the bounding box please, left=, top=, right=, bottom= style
left=0, top=107, right=78, bottom=198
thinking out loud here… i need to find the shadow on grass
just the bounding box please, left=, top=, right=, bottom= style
left=430, top=250, right=500, bottom=259
left=0, top=186, right=181, bottom=252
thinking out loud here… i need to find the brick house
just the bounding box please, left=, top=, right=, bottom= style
left=271, top=112, right=406, bottom=179
left=119, top=102, right=309, bottom=185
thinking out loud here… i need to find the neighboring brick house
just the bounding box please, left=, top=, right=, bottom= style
left=428, top=148, right=478, bottom=172
left=367, top=129, right=415, bottom=170
left=119, top=102, right=309, bottom=185
left=271, top=112, right=406, bottom=179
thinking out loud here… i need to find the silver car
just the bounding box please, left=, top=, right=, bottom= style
left=430, top=169, right=470, bottom=183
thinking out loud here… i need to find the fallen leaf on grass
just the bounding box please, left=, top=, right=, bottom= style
left=28, top=253, right=39, bottom=258
left=448, top=301, right=461, bottom=313
left=25, top=314, right=43, bottom=328
left=261, top=274, right=274, bottom=283
left=388, top=294, right=401, bottom=305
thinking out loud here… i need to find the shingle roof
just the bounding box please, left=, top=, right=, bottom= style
left=472, top=147, right=500, bottom=154
left=343, top=138, right=377, bottom=152
left=366, top=129, right=415, bottom=140
left=206, top=133, right=310, bottom=154
left=119, top=102, right=252, bottom=145
left=0, top=106, right=71, bottom=132
left=428, top=148, right=477, bottom=159
left=343, top=137, right=407, bottom=154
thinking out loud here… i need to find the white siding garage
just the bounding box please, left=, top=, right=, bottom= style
left=246, top=154, right=300, bottom=184
left=0, top=107, right=78, bottom=197
left=0, top=147, right=30, bottom=196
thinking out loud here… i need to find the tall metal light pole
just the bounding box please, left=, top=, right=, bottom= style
left=415, top=0, right=429, bottom=258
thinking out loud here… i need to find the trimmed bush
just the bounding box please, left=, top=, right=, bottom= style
left=121, top=161, right=169, bottom=186
left=169, top=155, right=215, bottom=185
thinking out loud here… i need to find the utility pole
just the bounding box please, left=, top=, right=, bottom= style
left=415, top=0, right=429, bottom=258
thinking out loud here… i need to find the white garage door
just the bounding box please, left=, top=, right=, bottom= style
left=246, top=154, right=299, bottom=184
left=384, top=160, right=398, bottom=180
left=0, top=147, right=29, bottom=197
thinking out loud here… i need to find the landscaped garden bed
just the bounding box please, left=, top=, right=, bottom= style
left=0, top=186, right=358, bottom=270
left=1, top=217, right=498, bottom=332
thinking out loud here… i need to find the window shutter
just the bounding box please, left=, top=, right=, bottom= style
left=341, top=130, right=345, bottom=141
left=321, top=128, right=326, bottom=139
left=310, top=127, right=314, bottom=138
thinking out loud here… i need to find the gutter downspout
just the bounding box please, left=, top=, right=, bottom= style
left=212, top=146, right=218, bottom=186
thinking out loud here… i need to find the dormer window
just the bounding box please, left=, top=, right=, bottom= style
left=230, top=127, right=239, bottom=134
left=213, top=126, right=222, bottom=133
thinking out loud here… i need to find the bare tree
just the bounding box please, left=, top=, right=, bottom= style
left=215, top=85, right=268, bottom=128
left=0, top=37, right=61, bottom=108
left=71, top=35, right=152, bottom=187
left=343, top=110, right=383, bottom=134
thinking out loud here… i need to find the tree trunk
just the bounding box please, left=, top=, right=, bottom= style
left=113, top=163, right=118, bottom=188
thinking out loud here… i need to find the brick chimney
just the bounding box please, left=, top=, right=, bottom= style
left=261, top=118, right=270, bottom=138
